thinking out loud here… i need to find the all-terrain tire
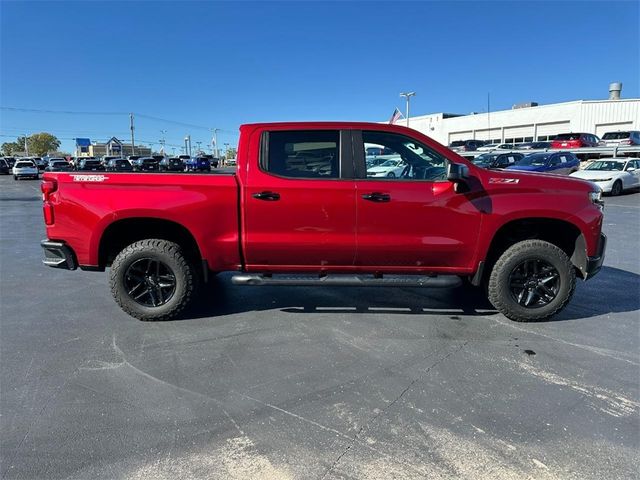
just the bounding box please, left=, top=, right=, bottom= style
left=109, top=239, right=196, bottom=321
left=488, top=240, right=576, bottom=322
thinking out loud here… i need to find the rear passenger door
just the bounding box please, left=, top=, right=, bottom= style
left=242, top=129, right=357, bottom=270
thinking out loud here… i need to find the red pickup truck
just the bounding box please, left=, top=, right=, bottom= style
left=40, top=122, right=606, bottom=322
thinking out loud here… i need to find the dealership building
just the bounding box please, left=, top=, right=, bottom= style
left=75, top=137, right=151, bottom=158
left=402, top=83, right=639, bottom=146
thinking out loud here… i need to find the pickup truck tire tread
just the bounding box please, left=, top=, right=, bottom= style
left=488, top=240, right=575, bottom=322
left=109, top=239, right=196, bottom=321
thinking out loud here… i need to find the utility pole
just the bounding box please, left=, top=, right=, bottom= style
left=399, top=92, right=416, bottom=128
left=184, top=135, right=191, bottom=157
left=24, top=133, right=29, bottom=155
left=160, top=129, right=167, bottom=154
left=212, top=128, right=220, bottom=158
left=130, top=113, right=135, bottom=156
left=196, top=141, right=202, bottom=154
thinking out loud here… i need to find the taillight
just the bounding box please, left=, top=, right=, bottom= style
left=41, top=179, right=57, bottom=225
left=41, top=179, right=57, bottom=201
left=620, top=139, right=631, bottom=145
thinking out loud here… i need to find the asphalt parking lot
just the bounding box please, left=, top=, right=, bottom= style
left=1, top=174, right=638, bottom=480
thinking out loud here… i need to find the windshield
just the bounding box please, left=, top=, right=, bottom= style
left=449, top=141, right=465, bottom=147
left=15, top=162, right=35, bottom=167
left=554, top=133, right=581, bottom=141
left=473, top=153, right=499, bottom=164
left=602, top=132, right=630, bottom=140
left=518, top=154, right=550, bottom=166
left=51, top=161, right=67, bottom=167
left=379, top=159, right=401, bottom=167
left=585, top=161, right=624, bottom=171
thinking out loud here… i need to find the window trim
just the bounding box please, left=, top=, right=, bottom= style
left=258, top=129, right=353, bottom=181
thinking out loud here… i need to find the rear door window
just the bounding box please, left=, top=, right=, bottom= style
left=262, top=130, right=340, bottom=179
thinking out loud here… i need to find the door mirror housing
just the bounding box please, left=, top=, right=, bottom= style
left=447, top=162, right=470, bottom=182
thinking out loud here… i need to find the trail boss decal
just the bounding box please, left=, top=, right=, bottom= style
left=71, top=175, right=109, bottom=182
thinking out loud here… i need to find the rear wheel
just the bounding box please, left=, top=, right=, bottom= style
left=387, top=172, right=396, bottom=178
left=109, top=239, right=197, bottom=321
left=488, top=240, right=575, bottom=322
left=611, top=180, right=623, bottom=196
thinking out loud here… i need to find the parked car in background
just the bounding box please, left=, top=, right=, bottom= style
left=515, top=141, right=552, bottom=150
left=551, top=133, right=600, bottom=149
left=28, top=157, right=47, bottom=171
left=178, top=155, right=191, bottom=163
left=0, top=158, right=10, bottom=174
left=159, top=157, right=185, bottom=172
left=101, top=155, right=122, bottom=166
left=2, top=157, right=17, bottom=168
left=77, top=158, right=106, bottom=171
left=571, top=158, right=640, bottom=196
left=184, top=156, right=212, bottom=172
left=506, top=152, right=580, bottom=175
left=105, top=158, right=133, bottom=172
left=12, top=159, right=39, bottom=180
left=366, top=158, right=406, bottom=178
left=600, top=131, right=640, bottom=147
left=477, top=143, right=514, bottom=151
left=152, top=155, right=165, bottom=163
left=200, top=154, right=219, bottom=168
left=45, top=159, right=73, bottom=172
left=472, top=152, right=524, bottom=169
left=132, top=157, right=160, bottom=172
left=448, top=139, right=486, bottom=152
left=225, top=158, right=237, bottom=166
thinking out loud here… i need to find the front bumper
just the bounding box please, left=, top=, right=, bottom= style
left=41, top=240, right=77, bottom=270
left=585, top=233, right=606, bottom=280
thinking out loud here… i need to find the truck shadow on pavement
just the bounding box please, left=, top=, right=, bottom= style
left=182, top=266, right=638, bottom=323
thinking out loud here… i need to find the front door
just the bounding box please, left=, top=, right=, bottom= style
left=353, top=129, right=483, bottom=271
left=242, top=129, right=357, bottom=271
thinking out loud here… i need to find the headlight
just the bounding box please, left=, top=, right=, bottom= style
left=589, top=190, right=604, bottom=208
left=592, top=178, right=612, bottom=182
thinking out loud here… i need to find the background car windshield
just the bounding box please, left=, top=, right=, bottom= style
left=474, top=154, right=498, bottom=164
left=449, top=141, right=465, bottom=147
left=585, top=161, right=624, bottom=171
left=16, top=162, right=35, bottom=167
left=518, top=154, right=549, bottom=166
left=601, top=132, right=630, bottom=140
left=554, top=133, right=581, bottom=140
left=380, top=159, right=400, bottom=167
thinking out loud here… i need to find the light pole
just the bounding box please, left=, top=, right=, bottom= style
left=196, top=141, right=202, bottom=154
left=184, top=136, right=191, bottom=157
left=399, top=92, right=416, bottom=128
left=23, top=133, right=29, bottom=155
left=160, top=130, right=167, bottom=154
left=212, top=128, right=220, bottom=158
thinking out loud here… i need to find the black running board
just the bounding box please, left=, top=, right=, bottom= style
left=231, top=274, right=461, bottom=288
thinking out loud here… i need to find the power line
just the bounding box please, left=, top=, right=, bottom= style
left=1, top=106, right=238, bottom=136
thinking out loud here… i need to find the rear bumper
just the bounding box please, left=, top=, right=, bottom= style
left=41, top=240, right=78, bottom=270
left=585, top=233, right=606, bottom=280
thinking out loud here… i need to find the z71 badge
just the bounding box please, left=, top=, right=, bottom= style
left=71, top=175, right=109, bottom=182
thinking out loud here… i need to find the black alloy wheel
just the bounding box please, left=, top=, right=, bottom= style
left=124, top=258, right=177, bottom=307
left=508, top=258, right=560, bottom=308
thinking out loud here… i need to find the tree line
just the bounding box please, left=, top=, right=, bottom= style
left=1, top=133, right=61, bottom=156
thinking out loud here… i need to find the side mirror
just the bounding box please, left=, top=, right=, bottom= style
left=627, top=167, right=636, bottom=172
left=447, top=162, right=470, bottom=182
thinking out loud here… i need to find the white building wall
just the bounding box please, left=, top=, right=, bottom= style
left=402, top=99, right=640, bottom=146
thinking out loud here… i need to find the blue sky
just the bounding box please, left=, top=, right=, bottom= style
left=1, top=1, right=638, bottom=154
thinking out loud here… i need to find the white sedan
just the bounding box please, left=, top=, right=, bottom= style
left=366, top=158, right=406, bottom=178
left=12, top=160, right=39, bottom=180
left=571, top=158, right=640, bottom=196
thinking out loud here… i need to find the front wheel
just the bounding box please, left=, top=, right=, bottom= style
left=109, top=239, right=197, bottom=321
left=488, top=240, right=576, bottom=322
left=611, top=180, right=622, bottom=196
left=386, top=172, right=396, bottom=178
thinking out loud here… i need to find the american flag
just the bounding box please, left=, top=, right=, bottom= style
left=389, top=107, right=403, bottom=124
